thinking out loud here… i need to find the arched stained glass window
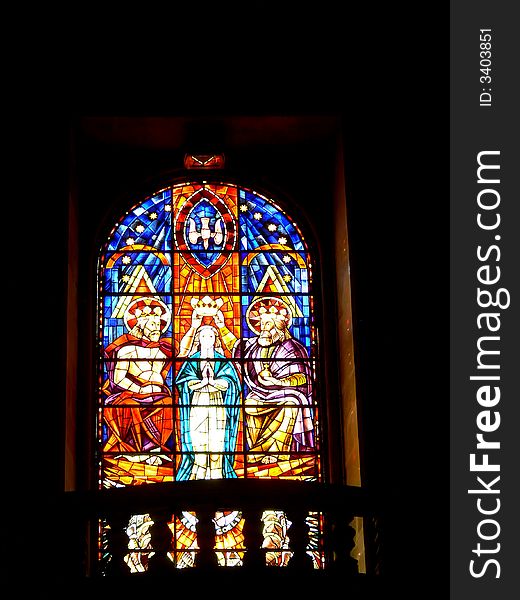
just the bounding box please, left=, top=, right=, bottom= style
left=97, top=181, right=323, bottom=570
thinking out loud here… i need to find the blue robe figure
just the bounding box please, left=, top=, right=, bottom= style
left=176, top=328, right=241, bottom=481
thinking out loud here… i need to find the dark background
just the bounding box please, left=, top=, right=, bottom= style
left=10, top=4, right=449, bottom=597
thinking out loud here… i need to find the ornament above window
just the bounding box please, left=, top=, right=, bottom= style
left=184, top=154, right=225, bottom=170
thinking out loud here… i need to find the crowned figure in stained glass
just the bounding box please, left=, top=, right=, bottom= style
left=214, top=296, right=314, bottom=464
left=102, top=297, right=173, bottom=458
left=175, top=299, right=241, bottom=481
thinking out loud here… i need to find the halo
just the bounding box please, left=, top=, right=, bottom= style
left=124, top=297, right=171, bottom=333
left=245, top=296, right=293, bottom=335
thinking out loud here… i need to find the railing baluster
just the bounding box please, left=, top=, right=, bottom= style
left=286, top=509, right=314, bottom=571
left=366, top=514, right=383, bottom=575
left=195, top=509, right=218, bottom=569
left=147, top=510, right=174, bottom=574
left=104, top=512, right=131, bottom=576
left=242, top=509, right=264, bottom=570
left=328, top=510, right=358, bottom=575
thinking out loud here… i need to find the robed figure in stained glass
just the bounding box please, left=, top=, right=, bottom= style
left=176, top=307, right=241, bottom=480
left=214, top=296, right=315, bottom=464
left=103, top=297, right=173, bottom=457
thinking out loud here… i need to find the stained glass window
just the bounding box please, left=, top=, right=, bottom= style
left=97, top=182, right=322, bottom=569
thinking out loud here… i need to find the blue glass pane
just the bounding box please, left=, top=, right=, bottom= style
left=241, top=251, right=309, bottom=294
left=102, top=251, right=172, bottom=293
left=107, top=189, right=172, bottom=251
left=238, top=189, right=305, bottom=251
left=102, top=295, right=173, bottom=347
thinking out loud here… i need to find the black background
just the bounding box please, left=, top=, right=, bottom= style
left=9, top=3, right=449, bottom=597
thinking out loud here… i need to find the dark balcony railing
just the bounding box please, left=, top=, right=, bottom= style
left=60, top=479, right=381, bottom=590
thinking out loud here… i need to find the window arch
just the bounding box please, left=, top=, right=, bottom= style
left=97, top=181, right=325, bottom=570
